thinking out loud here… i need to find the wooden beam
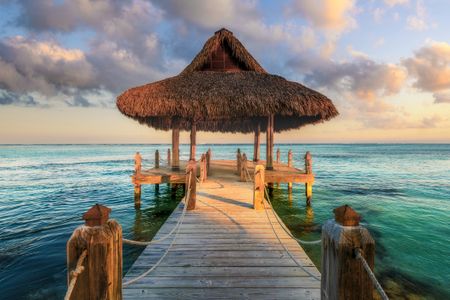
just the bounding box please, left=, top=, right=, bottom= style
left=190, top=123, right=196, bottom=161
left=266, top=115, right=274, bottom=170
left=253, top=124, right=260, bottom=162
left=172, top=127, right=180, bottom=170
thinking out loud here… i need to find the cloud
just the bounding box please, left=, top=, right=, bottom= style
left=406, top=0, right=434, bottom=31
left=384, top=0, right=409, bottom=7
left=403, top=41, right=450, bottom=103
left=288, top=0, right=357, bottom=32
left=0, top=90, right=38, bottom=106
left=289, top=52, right=407, bottom=102
left=0, top=36, right=96, bottom=96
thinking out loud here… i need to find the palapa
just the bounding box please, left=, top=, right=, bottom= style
left=117, top=28, right=338, bottom=133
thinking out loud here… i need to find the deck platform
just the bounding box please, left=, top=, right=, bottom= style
left=123, top=177, right=321, bottom=299
left=133, top=159, right=314, bottom=185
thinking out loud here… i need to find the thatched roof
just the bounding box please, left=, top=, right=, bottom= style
left=117, top=28, right=338, bottom=133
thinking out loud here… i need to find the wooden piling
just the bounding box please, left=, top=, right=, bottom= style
left=134, top=184, right=141, bottom=208
left=134, top=152, right=142, bottom=174
left=155, top=150, right=159, bottom=169
left=167, top=148, right=171, bottom=167
left=67, top=204, right=122, bottom=300
left=288, top=149, right=293, bottom=167
left=276, top=148, right=280, bottom=163
left=305, top=151, right=313, bottom=205
left=253, top=124, right=260, bottom=162
left=266, top=115, right=274, bottom=170
left=321, top=205, right=375, bottom=300
left=236, top=149, right=242, bottom=174
left=206, top=148, right=211, bottom=175
left=253, top=164, right=265, bottom=210
left=185, top=160, right=197, bottom=210
left=172, top=127, right=180, bottom=170
left=189, top=123, right=196, bottom=161
left=240, top=153, right=247, bottom=182
left=200, top=154, right=206, bottom=183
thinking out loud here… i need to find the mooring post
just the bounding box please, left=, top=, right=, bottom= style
left=236, top=148, right=242, bottom=175
left=155, top=150, right=159, bottom=169
left=167, top=148, right=171, bottom=167
left=206, top=148, right=211, bottom=176
left=240, top=153, right=247, bottom=182
left=321, top=205, right=375, bottom=300
left=200, top=154, right=206, bottom=183
left=67, top=204, right=122, bottom=300
left=134, top=152, right=142, bottom=174
left=305, top=151, right=313, bottom=205
left=253, top=164, right=265, bottom=210
left=185, top=160, right=197, bottom=210
left=276, top=148, right=280, bottom=164
left=288, top=149, right=293, bottom=167
left=134, top=184, right=141, bottom=208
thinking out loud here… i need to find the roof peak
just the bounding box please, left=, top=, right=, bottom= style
left=215, top=28, right=233, bottom=35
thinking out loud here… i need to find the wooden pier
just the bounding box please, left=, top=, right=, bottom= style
left=123, top=174, right=321, bottom=299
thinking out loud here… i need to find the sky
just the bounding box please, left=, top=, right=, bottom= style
left=0, top=0, right=449, bottom=144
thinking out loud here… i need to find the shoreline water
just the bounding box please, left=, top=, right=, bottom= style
left=0, top=144, right=449, bottom=299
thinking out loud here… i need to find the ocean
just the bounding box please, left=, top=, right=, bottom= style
left=0, top=144, right=449, bottom=299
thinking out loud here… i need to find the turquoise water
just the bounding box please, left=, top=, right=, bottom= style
left=0, top=144, right=449, bottom=299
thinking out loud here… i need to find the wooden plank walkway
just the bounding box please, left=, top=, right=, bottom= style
left=123, top=178, right=321, bottom=299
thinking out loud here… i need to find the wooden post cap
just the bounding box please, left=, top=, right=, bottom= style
left=83, top=204, right=111, bottom=227
left=333, top=205, right=360, bottom=226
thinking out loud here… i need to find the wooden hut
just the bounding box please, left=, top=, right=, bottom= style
left=117, top=28, right=338, bottom=170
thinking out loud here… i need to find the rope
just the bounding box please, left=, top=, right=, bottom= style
left=261, top=184, right=321, bottom=281
left=122, top=172, right=192, bottom=286
left=64, top=249, right=88, bottom=300
left=356, top=248, right=389, bottom=300
left=245, top=166, right=321, bottom=245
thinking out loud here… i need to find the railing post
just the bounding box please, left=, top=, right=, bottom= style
left=240, top=153, right=247, bottom=182
left=236, top=148, right=241, bottom=175
left=206, top=148, right=211, bottom=175
left=67, top=204, right=122, bottom=300
left=155, top=150, right=159, bottom=169
left=276, top=148, right=280, bottom=164
left=134, top=152, right=142, bottom=174
left=288, top=149, right=293, bottom=167
left=304, top=151, right=313, bottom=205
left=185, top=160, right=197, bottom=210
left=253, top=165, right=265, bottom=210
left=200, top=154, right=206, bottom=183
left=167, top=148, right=171, bottom=167
left=321, top=205, right=375, bottom=300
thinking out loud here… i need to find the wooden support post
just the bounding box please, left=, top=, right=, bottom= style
left=288, top=182, right=293, bottom=193
left=67, top=204, right=122, bottom=300
left=321, top=205, right=375, bottom=300
left=236, top=148, right=241, bottom=175
left=172, top=127, right=180, bottom=170
left=266, top=115, right=274, bottom=170
left=206, top=148, right=211, bottom=175
left=240, top=153, right=247, bottom=182
left=305, top=151, right=313, bottom=205
left=134, top=184, right=141, bottom=208
left=200, top=154, right=206, bottom=183
left=155, top=150, right=159, bottom=169
left=253, top=124, right=260, bottom=162
left=288, top=149, right=293, bottom=167
left=253, top=165, right=265, bottom=210
left=276, top=148, right=280, bottom=164
left=134, top=152, right=142, bottom=174
left=167, top=148, right=171, bottom=167
left=189, top=123, right=196, bottom=161
left=185, top=161, right=197, bottom=210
